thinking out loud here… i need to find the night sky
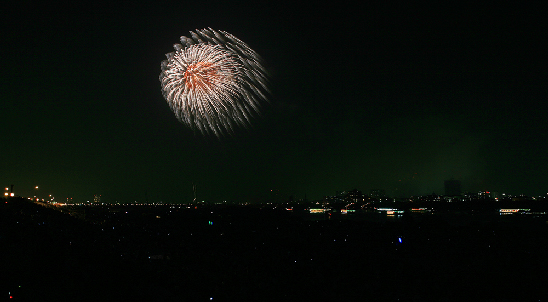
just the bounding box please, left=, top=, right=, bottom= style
left=2, top=1, right=546, bottom=203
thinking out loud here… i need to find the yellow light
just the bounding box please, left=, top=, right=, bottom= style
left=4, top=192, right=7, bottom=196
left=310, top=209, right=326, bottom=213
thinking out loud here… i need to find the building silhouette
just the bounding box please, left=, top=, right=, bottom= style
left=444, top=180, right=461, bottom=196
left=370, top=189, right=386, bottom=199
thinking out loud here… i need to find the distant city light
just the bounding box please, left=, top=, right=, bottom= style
left=309, top=209, right=326, bottom=213
left=376, top=208, right=397, bottom=211
left=499, top=209, right=519, bottom=213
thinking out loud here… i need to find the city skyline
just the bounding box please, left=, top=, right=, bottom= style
left=2, top=2, right=546, bottom=204
left=5, top=180, right=548, bottom=205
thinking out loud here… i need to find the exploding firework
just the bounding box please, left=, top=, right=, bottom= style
left=159, top=28, right=269, bottom=136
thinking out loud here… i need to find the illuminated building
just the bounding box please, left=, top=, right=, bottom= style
left=340, top=209, right=356, bottom=214
left=93, top=194, right=101, bottom=203
left=370, top=189, right=386, bottom=199
left=375, top=208, right=404, bottom=214
left=477, top=191, right=494, bottom=200
left=499, top=209, right=519, bottom=214
left=499, top=209, right=533, bottom=215
left=309, top=208, right=326, bottom=213
left=346, top=189, right=364, bottom=203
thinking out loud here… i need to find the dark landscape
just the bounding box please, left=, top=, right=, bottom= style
left=2, top=196, right=548, bottom=301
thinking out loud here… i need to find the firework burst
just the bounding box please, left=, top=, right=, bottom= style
left=160, top=28, right=269, bottom=136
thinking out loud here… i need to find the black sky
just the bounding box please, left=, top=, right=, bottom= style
left=2, top=1, right=546, bottom=203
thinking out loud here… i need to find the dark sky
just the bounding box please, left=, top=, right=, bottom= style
left=2, top=1, right=546, bottom=203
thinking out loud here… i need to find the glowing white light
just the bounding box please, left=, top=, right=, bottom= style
left=160, top=28, right=269, bottom=137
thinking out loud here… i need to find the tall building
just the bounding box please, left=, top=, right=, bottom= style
left=346, top=189, right=364, bottom=203
left=93, top=194, right=101, bottom=203
left=444, top=180, right=461, bottom=196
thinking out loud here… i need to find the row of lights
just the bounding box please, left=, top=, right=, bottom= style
left=4, top=185, right=50, bottom=200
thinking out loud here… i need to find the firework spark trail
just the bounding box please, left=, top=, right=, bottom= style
left=160, top=28, right=269, bottom=137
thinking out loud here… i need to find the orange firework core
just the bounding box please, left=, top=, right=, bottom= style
left=183, top=62, right=217, bottom=90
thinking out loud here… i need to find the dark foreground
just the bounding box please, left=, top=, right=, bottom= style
left=2, top=198, right=548, bottom=301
